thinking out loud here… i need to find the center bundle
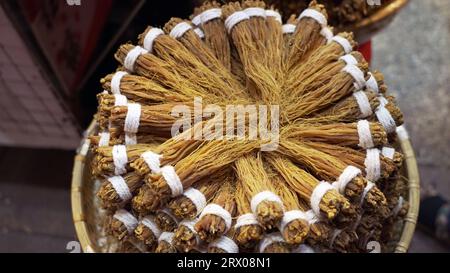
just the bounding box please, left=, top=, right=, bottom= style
left=89, top=0, right=408, bottom=253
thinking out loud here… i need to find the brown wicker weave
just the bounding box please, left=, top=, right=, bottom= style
left=71, top=120, right=420, bottom=253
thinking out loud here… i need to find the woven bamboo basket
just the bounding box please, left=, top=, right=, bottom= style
left=71, top=119, right=420, bottom=253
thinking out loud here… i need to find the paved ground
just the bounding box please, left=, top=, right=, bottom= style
left=0, top=0, right=449, bottom=253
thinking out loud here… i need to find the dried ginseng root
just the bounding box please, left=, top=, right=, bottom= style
left=155, top=232, right=177, bottom=253
left=286, top=1, right=329, bottom=71
left=97, top=172, right=143, bottom=211
left=222, top=1, right=282, bottom=104
left=134, top=215, right=162, bottom=251
left=285, top=33, right=358, bottom=100
left=132, top=184, right=164, bottom=215
left=258, top=232, right=291, bottom=253
left=273, top=175, right=310, bottom=245
left=195, top=178, right=236, bottom=242
left=173, top=219, right=200, bottom=253
left=91, top=144, right=159, bottom=178
left=191, top=1, right=231, bottom=69
left=266, top=154, right=355, bottom=227
left=107, top=209, right=139, bottom=241
left=297, top=200, right=331, bottom=246
left=149, top=140, right=261, bottom=203
left=168, top=168, right=227, bottom=219
left=310, top=90, right=381, bottom=124
left=284, top=61, right=369, bottom=121
left=155, top=208, right=179, bottom=232
left=278, top=139, right=365, bottom=202
left=235, top=153, right=285, bottom=230
left=281, top=121, right=388, bottom=149
left=234, top=174, right=265, bottom=250
left=282, top=14, right=297, bottom=55
left=100, top=72, right=191, bottom=106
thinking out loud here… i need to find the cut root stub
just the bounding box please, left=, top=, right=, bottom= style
left=155, top=241, right=177, bottom=253
left=234, top=224, right=265, bottom=250
left=134, top=224, right=158, bottom=251
left=262, top=242, right=291, bottom=253
left=155, top=211, right=178, bottom=232
left=173, top=225, right=198, bottom=253
left=195, top=214, right=228, bottom=243
left=208, top=246, right=228, bottom=253
left=281, top=219, right=310, bottom=245
left=131, top=185, right=164, bottom=215
left=362, top=187, right=389, bottom=218
left=109, top=218, right=130, bottom=241
left=168, top=196, right=198, bottom=220
left=255, top=200, right=284, bottom=230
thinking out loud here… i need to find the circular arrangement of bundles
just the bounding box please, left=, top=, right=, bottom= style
left=90, top=0, right=409, bottom=253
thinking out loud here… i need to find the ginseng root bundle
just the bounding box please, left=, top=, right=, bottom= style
left=88, top=0, right=409, bottom=253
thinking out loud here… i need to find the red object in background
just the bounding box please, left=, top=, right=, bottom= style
left=358, top=40, right=372, bottom=64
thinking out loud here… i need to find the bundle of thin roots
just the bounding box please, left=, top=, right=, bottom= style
left=92, top=0, right=408, bottom=253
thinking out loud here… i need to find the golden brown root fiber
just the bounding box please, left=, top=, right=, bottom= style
left=97, top=172, right=143, bottom=210
left=234, top=153, right=284, bottom=230
left=156, top=240, right=178, bottom=253
left=281, top=121, right=387, bottom=148
left=195, top=179, right=236, bottom=242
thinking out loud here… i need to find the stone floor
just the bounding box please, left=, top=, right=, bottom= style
left=0, top=0, right=449, bottom=253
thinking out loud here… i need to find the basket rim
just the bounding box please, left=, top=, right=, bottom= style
left=71, top=121, right=420, bottom=253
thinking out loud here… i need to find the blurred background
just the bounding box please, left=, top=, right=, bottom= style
left=0, top=0, right=448, bottom=252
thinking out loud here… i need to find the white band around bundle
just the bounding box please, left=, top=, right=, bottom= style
left=235, top=213, right=259, bottom=229
left=378, top=96, right=389, bottom=107
left=354, top=92, right=373, bottom=118
left=111, top=71, right=128, bottom=95
left=143, top=28, right=164, bottom=52
left=279, top=210, right=309, bottom=232
left=299, top=9, right=327, bottom=26
left=124, top=103, right=141, bottom=134
left=141, top=216, right=162, bottom=239
left=342, top=64, right=366, bottom=90
left=294, top=244, right=315, bottom=253
left=201, top=8, right=222, bottom=24
left=311, top=182, right=335, bottom=215
left=141, top=151, right=162, bottom=174
left=113, top=209, right=138, bottom=234
left=382, top=147, right=395, bottom=160
left=161, top=165, right=184, bottom=197
left=244, top=7, right=266, bottom=18
left=194, top=28, right=205, bottom=39
left=305, top=210, right=320, bottom=224
left=158, top=232, right=175, bottom=244
left=192, top=14, right=202, bottom=26
left=282, top=24, right=296, bottom=34
left=124, top=46, right=148, bottom=72
left=225, top=11, right=249, bottom=33
left=331, top=36, right=353, bottom=54
left=366, top=72, right=379, bottom=93
left=125, top=133, right=137, bottom=145
left=340, top=54, right=358, bottom=66
left=98, top=132, right=110, bottom=147
left=114, top=94, right=127, bottom=106
left=200, top=204, right=232, bottom=232
left=209, top=236, right=239, bottom=253
left=357, top=120, right=375, bottom=149
left=265, top=10, right=282, bottom=23
left=360, top=181, right=375, bottom=206
left=259, top=233, right=284, bottom=253
left=251, top=191, right=284, bottom=214
left=170, top=22, right=193, bottom=39
left=112, top=145, right=128, bottom=175
left=376, top=106, right=396, bottom=133
left=183, top=188, right=207, bottom=215
left=108, top=176, right=132, bottom=201
left=180, top=219, right=197, bottom=233
left=334, top=166, right=362, bottom=194
left=320, top=27, right=333, bottom=42
left=396, top=125, right=410, bottom=140
left=365, top=149, right=381, bottom=182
